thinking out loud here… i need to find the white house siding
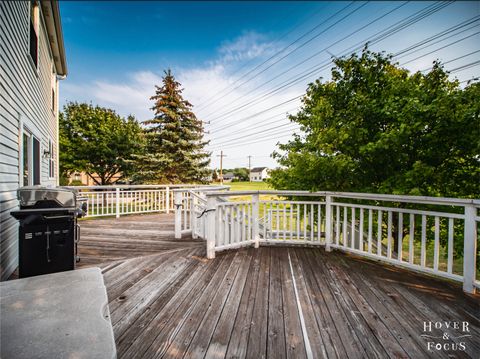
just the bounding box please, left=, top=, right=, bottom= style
left=0, top=1, right=60, bottom=280
left=250, top=168, right=269, bottom=182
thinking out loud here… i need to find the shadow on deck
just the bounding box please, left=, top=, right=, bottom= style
left=79, top=213, right=480, bottom=359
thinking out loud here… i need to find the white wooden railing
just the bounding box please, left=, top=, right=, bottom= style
left=173, top=186, right=230, bottom=239
left=64, top=184, right=202, bottom=218
left=174, top=189, right=479, bottom=294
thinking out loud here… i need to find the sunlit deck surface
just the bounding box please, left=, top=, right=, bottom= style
left=79, top=214, right=480, bottom=359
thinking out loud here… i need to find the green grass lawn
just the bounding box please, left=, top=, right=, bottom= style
left=221, top=181, right=277, bottom=204
left=225, top=181, right=272, bottom=191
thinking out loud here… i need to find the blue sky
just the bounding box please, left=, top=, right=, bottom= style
left=59, top=1, right=479, bottom=169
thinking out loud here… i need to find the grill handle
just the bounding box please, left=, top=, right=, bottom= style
left=42, top=215, right=72, bottom=221
left=75, top=224, right=81, bottom=263
left=20, top=214, right=38, bottom=227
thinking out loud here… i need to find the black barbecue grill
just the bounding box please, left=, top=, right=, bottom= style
left=10, top=187, right=86, bottom=278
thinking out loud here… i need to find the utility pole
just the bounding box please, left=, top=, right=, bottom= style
left=217, top=151, right=226, bottom=184
left=248, top=155, right=252, bottom=182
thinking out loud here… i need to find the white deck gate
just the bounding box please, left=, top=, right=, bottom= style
left=174, top=189, right=479, bottom=294
left=173, top=186, right=230, bottom=239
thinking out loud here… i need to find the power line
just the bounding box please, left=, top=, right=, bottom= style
left=199, top=2, right=366, bottom=114
left=419, top=49, right=480, bottom=72
left=204, top=1, right=410, bottom=123
left=207, top=2, right=456, bottom=135
left=459, top=77, right=479, bottom=84
left=194, top=3, right=330, bottom=111
left=209, top=48, right=478, bottom=151
left=394, top=16, right=479, bottom=58
left=203, top=1, right=465, bottom=151
left=449, top=60, right=480, bottom=73
left=196, top=2, right=355, bottom=112
left=210, top=132, right=296, bottom=151
left=204, top=0, right=453, bottom=124
left=207, top=107, right=298, bottom=142
left=400, top=30, right=480, bottom=66
left=210, top=122, right=298, bottom=147
left=209, top=126, right=300, bottom=151
left=209, top=95, right=303, bottom=134
left=208, top=53, right=478, bottom=151
left=210, top=124, right=299, bottom=149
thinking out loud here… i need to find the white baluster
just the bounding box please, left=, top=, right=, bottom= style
left=463, top=205, right=477, bottom=293
left=252, top=194, right=260, bottom=248
left=447, top=218, right=454, bottom=274
left=421, top=215, right=427, bottom=267
left=166, top=186, right=170, bottom=214
left=377, top=210, right=383, bottom=256
left=387, top=211, right=392, bottom=259
left=325, top=195, right=332, bottom=252
left=115, top=188, right=120, bottom=218
left=409, top=214, right=415, bottom=264
left=398, top=212, right=403, bottom=261
left=368, top=209, right=373, bottom=253
left=174, top=191, right=182, bottom=239
left=433, top=216, right=440, bottom=271
left=351, top=207, right=355, bottom=249
left=359, top=208, right=364, bottom=251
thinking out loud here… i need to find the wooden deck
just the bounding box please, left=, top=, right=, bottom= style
left=79, top=214, right=480, bottom=359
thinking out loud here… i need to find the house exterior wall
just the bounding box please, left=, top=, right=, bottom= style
left=68, top=171, right=123, bottom=186
left=250, top=168, right=270, bottom=182
left=0, top=1, right=61, bottom=279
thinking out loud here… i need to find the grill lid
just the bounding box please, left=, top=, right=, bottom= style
left=18, top=186, right=77, bottom=208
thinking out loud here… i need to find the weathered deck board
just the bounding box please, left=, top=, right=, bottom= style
left=267, top=247, right=286, bottom=359
left=224, top=247, right=261, bottom=359
left=279, top=249, right=307, bottom=359
left=246, top=245, right=270, bottom=359
left=77, top=213, right=202, bottom=268
left=77, top=214, right=480, bottom=359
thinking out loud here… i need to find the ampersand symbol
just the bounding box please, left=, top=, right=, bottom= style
left=443, top=333, right=449, bottom=340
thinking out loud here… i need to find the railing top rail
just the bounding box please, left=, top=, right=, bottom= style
left=203, top=190, right=480, bottom=206
left=62, top=184, right=201, bottom=190
left=187, top=190, right=208, bottom=203
left=172, top=185, right=230, bottom=192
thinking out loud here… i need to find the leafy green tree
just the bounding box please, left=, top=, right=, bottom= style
left=133, top=70, right=210, bottom=183
left=59, top=102, right=144, bottom=185
left=223, top=168, right=249, bottom=181
left=212, top=169, right=218, bottom=182
left=233, top=168, right=249, bottom=182
left=271, top=48, right=480, bottom=199
left=271, top=48, right=480, bottom=257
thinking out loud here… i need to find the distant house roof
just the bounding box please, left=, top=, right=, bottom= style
left=223, top=172, right=235, bottom=178
left=251, top=167, right=268, bottom=173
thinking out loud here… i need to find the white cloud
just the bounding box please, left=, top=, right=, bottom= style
left=217, top=31, right=277, bottom=64
left=92, top=71, right=163, bottom=120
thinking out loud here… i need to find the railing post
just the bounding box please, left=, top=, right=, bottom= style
left=463, top=204, right=477, bottom=294
left=174, top=191, right=182, bottom=239
left=206, top=195, right=217, bottom=259
left=252, top=193, right=260, bottom=248
left=115, top=187, right=120, bottom=218
left=325, top=195, right=332, bottom=252
left=166, top=186, right=170, bottom=214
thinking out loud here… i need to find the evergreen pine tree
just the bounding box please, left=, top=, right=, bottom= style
left=133, top=70, right=210, bottom=183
